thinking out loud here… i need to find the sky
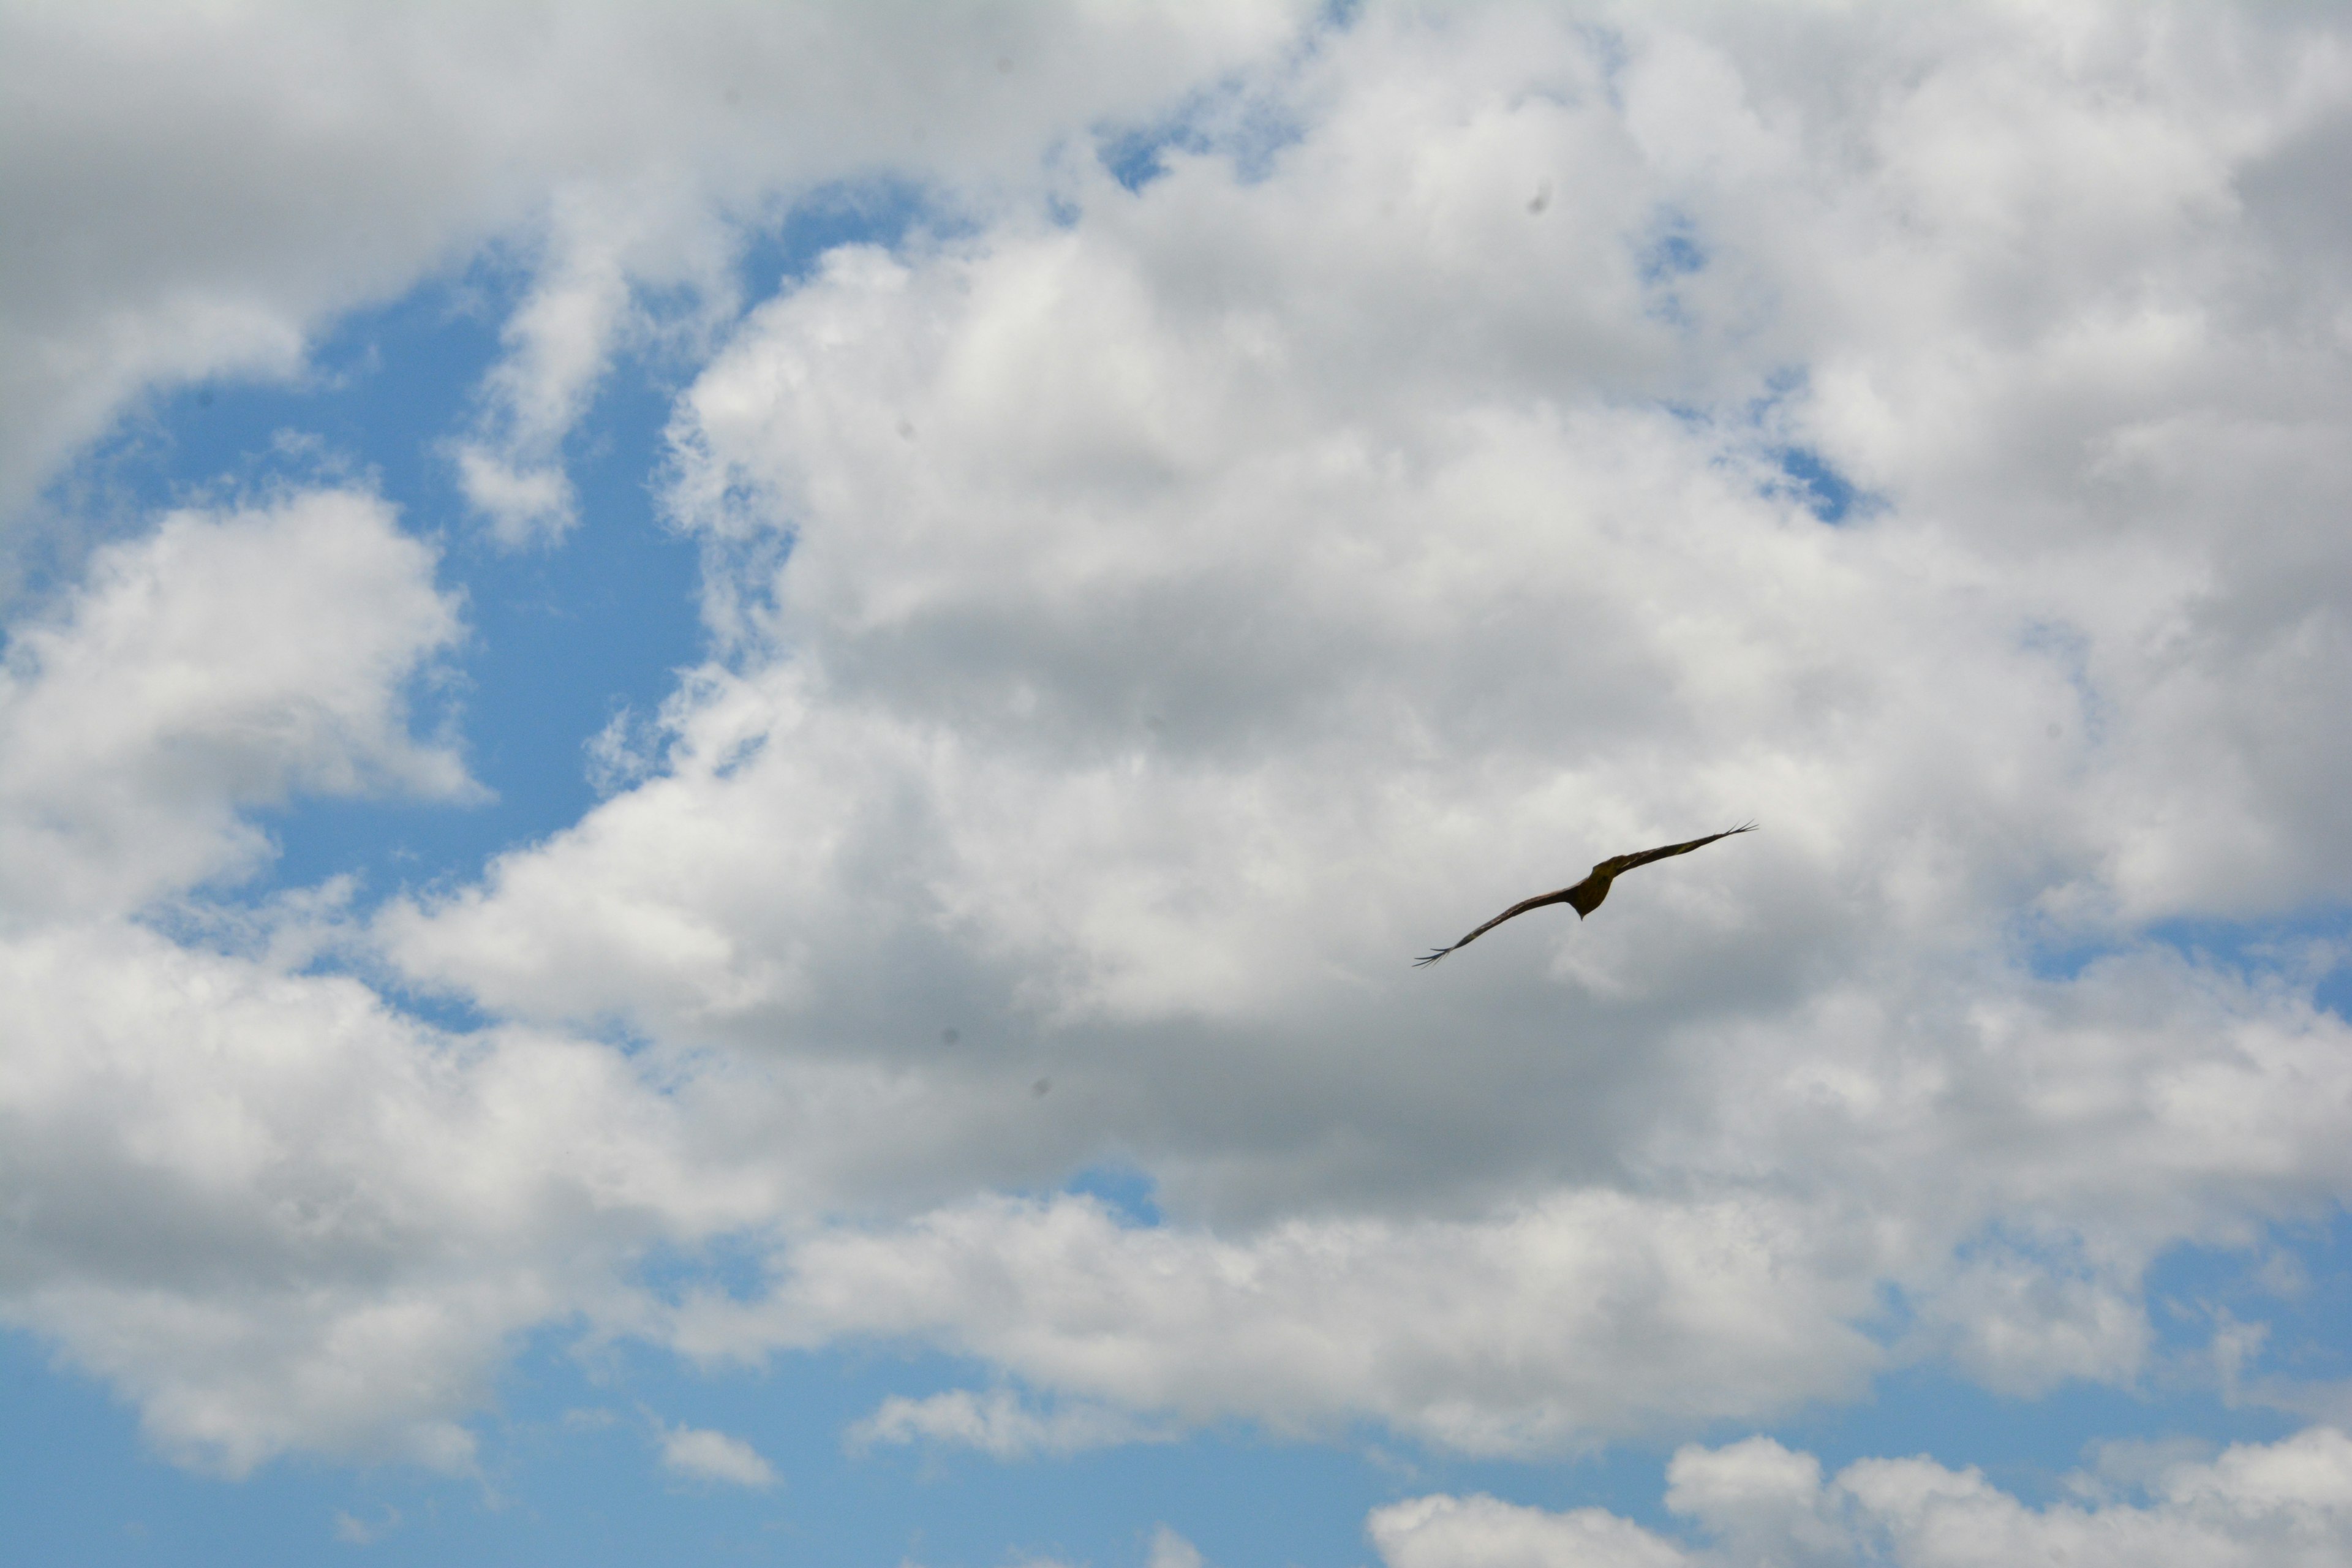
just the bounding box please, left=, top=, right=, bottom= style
left=4, top=2, right=2352, bottom=1564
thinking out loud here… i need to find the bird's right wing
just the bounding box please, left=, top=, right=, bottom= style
left=1597, top=821, right=1758, bottom=878
left=1413, top=884, right=1581, bottom=966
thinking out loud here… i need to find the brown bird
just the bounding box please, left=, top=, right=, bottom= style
left=1414, top=823, right=1757, bottom=966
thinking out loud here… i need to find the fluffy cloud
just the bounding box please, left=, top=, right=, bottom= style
left=6, top=0, right=2352, bottom=1478
left=0, top=488, right=783, bottom=1472
left=1371, top=1492, right=1693, bottom=1568
left=0, top=914, right=782, bottom=1474
left=0, top=1, right=1314, bottom=544
left=375, top=0, right=2352, bottom=1449
left=1368, top=1427, right=2352, bottom=1567
left=679, top=1191, right=1877, bottom=1453
left=654, top=1417, right=777, bottom=1490
left=0, top=489, right=471, bottom=923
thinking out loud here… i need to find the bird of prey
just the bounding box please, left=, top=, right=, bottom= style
left=1414, top=823, right=1757, bottom=966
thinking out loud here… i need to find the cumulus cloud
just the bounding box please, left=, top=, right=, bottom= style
left=1368, top=1427, right=2352, bottom=1568
left=682, top=1192, right=1877, bottom=1453
left=0, top=1, right=1315, bottom=545
left=0, top=484, right=777, bottom=1473
left=374, top=0, right=2352, bottom=1453
left=0, top=914, right=784, bottom=1474
left=6, top=0, right=2352, bottom=1479
left=654, top=1416, right=777, bottom=1490
left=1371, top=1492, right=1693, bottom=1568
left=0, top=488, right=472, bottom=923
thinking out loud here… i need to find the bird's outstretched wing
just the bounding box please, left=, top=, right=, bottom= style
left=1414, top=885, right=1581, bottom=966
left=1414, top=821, right=1756, bottom=965
left=1593, top=821, right=1758, bottom=880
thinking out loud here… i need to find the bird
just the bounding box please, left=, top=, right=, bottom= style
left=1414, top=823, right=1757, bottom=966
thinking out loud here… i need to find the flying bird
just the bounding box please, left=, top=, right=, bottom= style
left=1414, top=823, right=1757, bottom=966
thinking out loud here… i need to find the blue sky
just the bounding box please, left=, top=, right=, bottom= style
left=6, top=5, right=2352, bottom=1565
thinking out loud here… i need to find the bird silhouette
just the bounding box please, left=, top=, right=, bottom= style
left=1414, top=823, right=1756, bottom=966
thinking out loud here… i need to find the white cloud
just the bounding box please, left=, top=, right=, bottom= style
left=1919, top=1245, right=2153, bottom=1398
left=368, top=0, right=2352, bottom=1455
left=332, top=1505, right=400, bottom=1546
left=679, top=1192, right=1878, bottom=1454
left=0, top=917, right=780, bottom=1475
left=6, top=0, right=2352, bottom=1477
left=0, top=483, right=790, bottom=1475
left=1146, top=1525, right=1205, bottom=1568
left=0, top=1, right=1317, bottom=544
left=850, top=1387, right=1165, bottom=1460
left=654, top=1417, right=777, bottom=1490
left=0, top=481, right=637, bottom=1475
left=0, top=488, right=472, bottom=922
left=1372, top=1427, right=2352, bottom=1568
left=450, top=447, right=576, bottom=551
left=1370, top=1492, right=1694, bottom=1568
left=451, top=177, right=742, bottom=547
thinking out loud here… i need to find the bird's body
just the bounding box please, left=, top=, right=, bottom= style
left=1414, top=823, right=1756, bottom=966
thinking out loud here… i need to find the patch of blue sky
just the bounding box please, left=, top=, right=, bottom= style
left=1772, top=443, right=1868, bottom=524
left=1637, top=224, right=1706, bottom=285
left=6, top=281, right=494, bottom=624
left=2140, top=910, right=2352, bottom=1018
left=734, top=176, right=940, bottom=298
left=1095, top=101, right=1306, bottom=193
left=1768, top=1362, right=2299, bottom=1509
left=2323, top=963, right=2352, bottom=1021
left=2021, top=906, right=2352, bottom=1023
left=1675, top=1218, right=2345, bottom=1509
left=0, top=1322, right=1698, bottom=1566
left=15, top=266, right=698, bottom=918
left=1660, top=364, right=1883, bottom=527
left=1, top=1332, right=360, bottom=1568
left=1705, top=367, right=1890, bottom=526
left=43, top=185, right=986, bottom=927
left=1096, top=118, right=1196, bottom=193
left=1091, top=39, right=1320, bottom=195
left=2015, top=616, right=2113, bottom=753
left=631, top=1231, right=779, bottom=1310
left=13, top=1218, right=2343, bottom=1567
left=2147, top=1212, right=2352, bottom=1383
left=301, top=332, right=701, bottom=905
left=1832, top=1216, right=2346, bottom=1502
left=1059, top=1161, right=1166, bottom=1227
left=1632, top=208, right=1708, bottom=333
left=365, top=982, right=500, bottom=1042
left=1681, top=429, right=1875, bottom=527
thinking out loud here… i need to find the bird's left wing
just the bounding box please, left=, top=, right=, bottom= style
left=1413, top=884, right=1582, bottom=966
